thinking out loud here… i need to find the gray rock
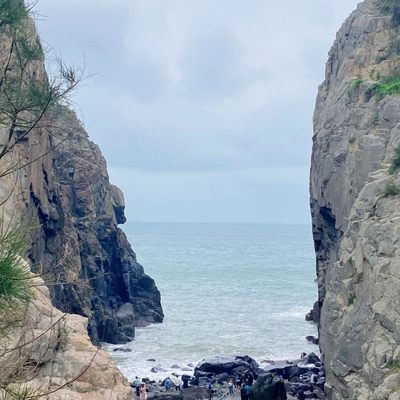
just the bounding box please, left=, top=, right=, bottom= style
left=113, top=347, right=132, bottom=353
left=249, top=373, right=286, bottom=400
left=195, top=355, right=259, bottom=377
left=311, top=0, right=400, bottom=398
left=22, top=105, right=164, bottom=344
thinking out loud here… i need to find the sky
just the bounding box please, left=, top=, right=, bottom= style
left=35, top=0, right=361, bottom=224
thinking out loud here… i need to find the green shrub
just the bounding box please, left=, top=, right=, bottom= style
left=368, top=76, right=400, bottom=100
left=0, top=0, right=28, bottom=31
left=348, top=293, right=356, bottom=305
left=382, top=180, right=400, bottom=197
left=378, top=0, right=400, bottom=26
left=387, top=360, right=400, bottom=370
left=0, top=225, right=33, bottom=313
left=389, top=146, right=400, bottom=174
left=349, top=78, right=364, bottom=92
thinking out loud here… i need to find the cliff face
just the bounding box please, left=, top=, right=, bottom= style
left=311, top=1, right=400, bottom=399
left=0, top=273, right=135, bottom=400
left=0, top=15, right=163, bottom=344
left=26, top=107, right=163, bottom=344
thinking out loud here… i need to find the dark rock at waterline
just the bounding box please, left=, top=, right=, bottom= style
left=305, top=301, right=320, bottom=324
left=302, top=353, right=321, bottom=365
left=306, top=336, right=319, bottom=345
left=264, top=363, right=313, bottom=381
left=151, top=367, right=168, bottom=373
left=113, top=347, right=132, bottom=352
left=249, top=373, right=286, bottom=400
left=195, top=355, right=259, bottom=378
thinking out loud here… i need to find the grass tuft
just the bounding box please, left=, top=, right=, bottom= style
left=368, top=76, right=400, bottom=100
left=389, top=146, right=400, bottom=174
left=382, top=180, right=400, bottom=197
left=378, top=0, right=400, bottom=26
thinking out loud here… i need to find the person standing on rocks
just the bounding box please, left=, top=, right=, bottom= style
left=235, top=376, right=242, bottom=392
left=133, top=377, right=141, bottom=397
left=140, top=383, right=147, bottom=400
left=228, top=379, right=235, bottom=396
left=208, top=380, right=213, bottom=400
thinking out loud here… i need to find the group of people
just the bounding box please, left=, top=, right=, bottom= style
left=233, top=370, right=255, bottom=399
left=132, top=374, right=191, bottom=399
left=161, top=375, right=188, bottom=391
left=207, top=370, right=255, bottom=400
left=132, top=377, right=147, bottom=400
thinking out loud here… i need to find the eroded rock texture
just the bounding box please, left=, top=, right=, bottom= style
left=0, top=19, right=163, bottom=344
left=311, top=1, right=400, bottom=399
left=26, top=107, right=163, bottom=344
left=0, top=273, right=135, bottom=400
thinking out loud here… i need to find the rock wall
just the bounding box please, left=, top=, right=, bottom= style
left=0, top=11, right=163, bottom=345
left=311, top=1, right=400, bottom=399
left=26, top=106, right=163, bottom=344
left=0, top=273, right=135, bottom=400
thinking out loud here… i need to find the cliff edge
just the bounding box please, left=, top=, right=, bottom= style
left=27, top=106, right=164, bottom=344
left=0, top=5, right=163, bottom=345
left=311, top=0, right=400, bottom=399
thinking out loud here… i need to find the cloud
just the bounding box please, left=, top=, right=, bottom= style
left=36, top=0, right=360, bottom=223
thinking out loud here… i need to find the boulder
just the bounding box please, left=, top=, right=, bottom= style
left=301, top=353, right=321, bottom=365
left=151, top=367, right=168, bottom=373
left=250, top=373, right=287, bottom=400
left=194, top=355, right=259, bottom=378
left=113, top=347, right=132, bottom=352
left=264, top=363, right=313, bottom=380
left=306, top=336, right=319, bottom=345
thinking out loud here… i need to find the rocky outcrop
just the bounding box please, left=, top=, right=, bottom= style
left=311, top=0, right=400, bottom=399
left=0, top=20, right=163, bottom=344
left=193, top=355, right=260, bottom=384
left=0, top=4, right=162, bottom=399
left=0, top=273, right=135, bottom=400
left=25, top=106, right=163, bottom=344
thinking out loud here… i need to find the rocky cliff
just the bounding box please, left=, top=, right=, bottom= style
left=311, top=1, right=400, bottom=399
left=26, top=106, right=163, bottom=344
left=0, top=273, right=135, bottom=400
left=0, top=6, right=163, bottom=345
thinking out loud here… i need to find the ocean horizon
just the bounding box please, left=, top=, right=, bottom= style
left=106, top=222, right=318, bottom=381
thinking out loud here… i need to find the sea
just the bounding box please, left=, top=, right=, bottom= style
left=105, top=222, right=318, bottom=381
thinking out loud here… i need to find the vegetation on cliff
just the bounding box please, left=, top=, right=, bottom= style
left=0, top=1, right=88, bottom=399
left=378, top=0, right=400, bottom=25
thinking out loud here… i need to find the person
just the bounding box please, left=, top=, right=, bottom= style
left=139, top=383, right=147, bottom=400
left=240, top=383, right=247, bottom=400
left=241, top=383, right=251, bottom=400
left=164, top=377, right=173, bottom=392
left=246, top=372, right=254, bottom=386
left=235, top=376, right=242, bottom=392
left=175, top=376, right=182, bottom=391
left=208, top=380, right=213, bottom=400
left=182, top=375, right=190, bottom=389
left=228, top=379, right=235, bottom=396
left=133, top=376, right=141, bottom=397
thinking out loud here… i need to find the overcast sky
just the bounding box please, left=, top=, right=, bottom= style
left=35, top=0, right=360, bottom=224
